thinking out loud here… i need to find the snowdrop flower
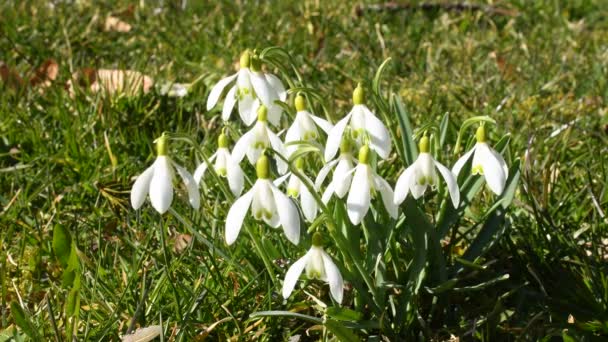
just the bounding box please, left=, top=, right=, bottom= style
left=285, top=94, right=333, bottom=156
left=315, top=139, right=356, bottom=203
left=282, top=232, right=344, bottom=304
left=325, top=84, right=391, bottom=162
left=275, top=159, right=318, bottom=222
left=225, top=155, right=300, bottom=245
left=206, top=51, right=285, bottom=126
left=232, top=105, right=288, bottom=174
left=193, top=132, right=244, bottom=197
left=131, top=134, right=200, bottom=214
left=394, top=136, right=460, bottom=207
left=452, top=125, right=509, bottom=195
left=346, top=145, right=398, bottom=225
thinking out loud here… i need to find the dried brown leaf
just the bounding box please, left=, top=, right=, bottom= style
left=0, top=61, right=24, bottom=89
left=30, top=59, right=59, bottom=88
left=104, top=15, right=132, bottom=33
left=67, top=68, right=153, bottom=97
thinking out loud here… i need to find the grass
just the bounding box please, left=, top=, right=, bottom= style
left=1, top=0, right=608, bottom=340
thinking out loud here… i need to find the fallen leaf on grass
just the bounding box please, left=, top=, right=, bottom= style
left=67, top=68, right=154, bottom=97
left=104, top=15, right=132, bottom=32
left=122, top=325, right=162, bottom=342
left=172, top=233, right=192, bottom=254
left=29, top=59, right=59, bottom=88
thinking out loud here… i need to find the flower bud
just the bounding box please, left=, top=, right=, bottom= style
left=339, top=138, right=352, bottom=155
left=156, top=133, right=168, bottom=156
left=476, top=125, right=486, bottom=143
left=358, top=145, right=370, bottom=164
left=295, top=94, right=306, bottom=112
left=256, top=154, right=270, bottom=179
left=240, top=50, right=251, bottom=69
left=419, top=135, right=430, bottom=153
left=353, top=83, right=365, bottom=105
left=257, top=105, right=268, bottom=122
left=218, top=133, right=229, bottom=148
left=311, top=232, right=323, bottom=247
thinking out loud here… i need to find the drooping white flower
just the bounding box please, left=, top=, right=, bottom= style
left=232, top=105, right=288, bottom=174
left=285, top=94, right=333, bottom=157
left=206, top=51, right=285, bottom=126
left=131, top=134, right=200, bottom=214
left=452, top=125, right=509, bottom=196
left=394, top=136, right=460, bottom=207
left=225, top=155, right=300, bottom=245
left=345, top=145, right=398, bottom=225
left=282, top=232, right=344, bottom=304
left=274, top=159, right=318, bottom=222
left=315, top=139, right=356, bottom=203
left=325, top=84, right=391, bottom=162
left=193, top=132, right=244, bottom=197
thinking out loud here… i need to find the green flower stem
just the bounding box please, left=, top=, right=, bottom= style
left=246, top=225, right=278, bottom=286
left=159, top=216, right=183, bottom=321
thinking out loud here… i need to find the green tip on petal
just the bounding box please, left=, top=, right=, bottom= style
left=156, top=133, right=168, bottom=156
left=295, top=157, right=305, bottom=170
left=311, top=232, right=323, bottom=247
left=419, top=135, right=430, bottom=153
left=257, top=105, right=268, bottom=122
left=256, top=155, right=270, bottom=179
left=353, top=83, right=365, bottom=105
left=240, top=50, right=251, bottom=68
left=295, top=94, right=306, bottom=112
left=358, top=145, right=370, bottom=164
left=218, top=133, right=229, bottom=148
left=476, top=125, right=486, bottom=143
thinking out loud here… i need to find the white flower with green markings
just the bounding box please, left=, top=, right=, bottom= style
left=452, top=125, right=509, bottom=196
left=315, top=139, right=356, bottom=203
left=274, top=158, right=318, bottom=222
left=285, top=94, right=333, bottom=157
left=232, top=105, right=288, bottom=174
left=131, top=134, right=200, bottom=214
left=394, top=136, right=460, bottom=207
left=206, top=51, right=285, bottom=126
left=325, top=84, right=391, bottom=162
left=193, top=132, right=244, bottom=197
left=225, top=155, right=300, bottom=245
left=346, top=145, right=398, bottom=225
left=282, top=232, right=344, bottom=304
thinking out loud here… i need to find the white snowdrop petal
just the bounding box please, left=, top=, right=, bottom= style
left=322, top=183, right=335, bottom=204
left=347, top=165, right=371, bottom=225
left=334, top=159, right=355, bottom=198
left=393, top=166, right=414, bottom=205
left=321, top=251, right=344, bottom=304
left=265, top=73, right=287, bottom=102
left=172, top=161, right=200, bottom=210
left=375, top=176, right=398, bottom=219
left=282, top=253, right=309, bottom=299
left=324, top=112, right=352, bottom=162
left=222, top=86, right=237, bottom=121
left=130, top=163, right=155, bottom=210
left=314, top=159, right=340, bottom=190
left=310, top=114, right=334, bottom=135
left=271, top=185, right=300, bottom=245
left=434, top=159, right=460, bottom=208
left=250, top=72, right=273, bottom=106
left=149, top=156, right=174, bottom=214
left=225, top=189, right=254, bottom=245
left=231, top=130, right=253, bottom=164
left=225, top=152, right=245, bottom=197
left=193, top=152, right=216, bottom=185
left=206, top=73, right=237, bottom=111
left=362, top=106, right=392, bottom=159
left=488, top=145, right=509, bottom=180
left=238, top=94, right=257, bottom=126
left=300, top=175, right=318, bottom=222
left=479, top=144, right=507, bottom=195
left=268, top=129, right=288, bottom=174
left=452, top=145, right=476, bottom=176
